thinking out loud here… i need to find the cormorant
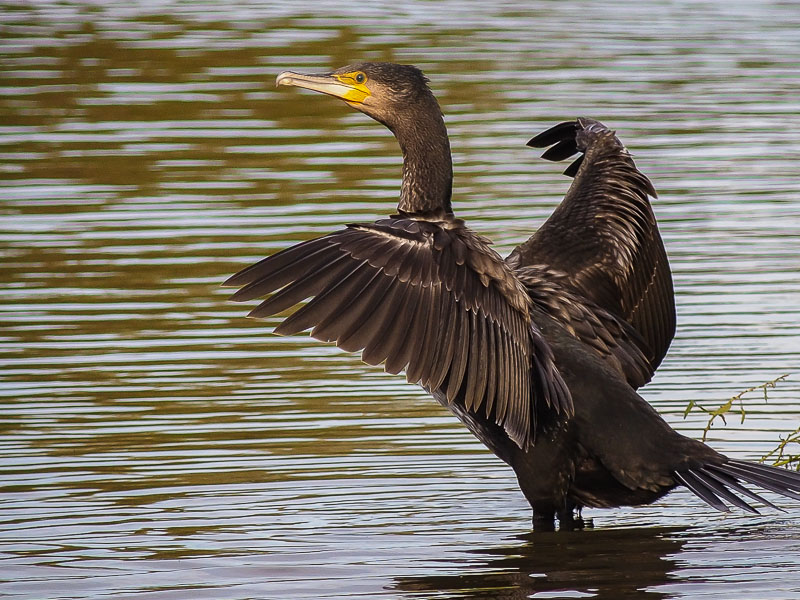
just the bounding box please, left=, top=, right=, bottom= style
left=225, top=62, right=800, bottom=528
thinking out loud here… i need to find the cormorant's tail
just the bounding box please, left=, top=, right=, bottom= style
left=675, top=459, right=800, bottom=514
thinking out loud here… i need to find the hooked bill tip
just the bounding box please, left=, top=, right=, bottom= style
left=275, top=71, right=294, bottom=87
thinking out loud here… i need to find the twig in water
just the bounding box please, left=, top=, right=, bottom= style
left=760, top=425, right=800, bottom=471
left=683, top=374, right=789, bottom=442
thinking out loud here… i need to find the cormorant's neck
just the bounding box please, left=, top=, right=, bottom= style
left=391, top=102, right=453, bottom=215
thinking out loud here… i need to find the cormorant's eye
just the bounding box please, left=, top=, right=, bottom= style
left=355, top=72, right=366, bottom=84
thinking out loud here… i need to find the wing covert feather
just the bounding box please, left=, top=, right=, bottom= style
left=517, top=264, right=654, bottom=389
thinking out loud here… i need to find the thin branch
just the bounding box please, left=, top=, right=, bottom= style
left=760, top=425, right=800, bottom=471
left=683, top=374, right=789, bottom=442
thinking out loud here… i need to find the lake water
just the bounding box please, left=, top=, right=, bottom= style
left=2, top=1, right=800, bottom=598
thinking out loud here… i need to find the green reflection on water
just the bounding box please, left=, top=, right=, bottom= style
left=2, top=2, right=800, bottom=599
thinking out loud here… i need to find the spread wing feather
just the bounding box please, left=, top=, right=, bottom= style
left=509, top=118, right=675, bottom=381
left=225, top=215, right=573, bottom=449
left=516, top=264, right=654, bottom=389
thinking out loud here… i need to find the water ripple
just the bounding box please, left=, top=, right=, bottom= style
left=1, top=1, right=799, bottom=599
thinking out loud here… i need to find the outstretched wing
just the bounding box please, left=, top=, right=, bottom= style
left=507, top=118, right=675, bottom=379
left=224, top=215, right=572, bottom=449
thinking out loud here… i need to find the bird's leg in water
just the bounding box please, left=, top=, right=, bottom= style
left=528, top=501, right=587, bottom=532
left=532, top=510, right=556, bottom=532
left=532, top=509, right=587, bottom=532
left=556, top=503, right=583, bottom=531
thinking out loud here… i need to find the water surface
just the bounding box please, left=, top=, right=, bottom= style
left=2, top=1, right=800, bottom=598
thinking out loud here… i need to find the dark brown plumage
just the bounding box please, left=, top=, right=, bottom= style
left=511, top=118, right=675, bottom=374
left=225, top=62, right=800, bottom=528
left=227, top=214, right=570, bottom=448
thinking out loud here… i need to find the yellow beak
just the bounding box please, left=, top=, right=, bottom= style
left=276, top=71, right=370, bottom=104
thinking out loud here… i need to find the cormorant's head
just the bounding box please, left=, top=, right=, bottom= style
left=276, top=62, right=438, bottom=129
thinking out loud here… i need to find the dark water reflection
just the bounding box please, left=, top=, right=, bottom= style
left=2, top=1, right=800, bottom=598
left=395, top=526, right=687, bottom=599
left=396, top=524, right=800, bottom=599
